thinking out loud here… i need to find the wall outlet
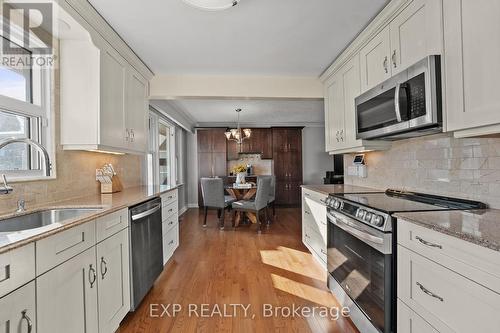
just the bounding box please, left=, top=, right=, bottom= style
left=347, top=166, right=358, bottom=176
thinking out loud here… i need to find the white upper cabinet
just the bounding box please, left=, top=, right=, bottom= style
left=59, top=2, right=151, bottom=155
left=359, top=0, right=443, bottom=92
left=324, top=55, right=391, bottom=154
left=360, top=25, right=392, bottom=92
left=125, top=68, right=148, bottom=153
left=444, top=0, right=500, bottom=137
left=389, top=0, right=443, bottom=75
left=100, top=46, right=128, bottom=151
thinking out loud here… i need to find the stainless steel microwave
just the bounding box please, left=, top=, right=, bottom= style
left=355, top=55, right=442, bottom=140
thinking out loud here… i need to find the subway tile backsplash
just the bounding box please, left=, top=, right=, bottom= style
left=344, top=133, right=500, bottom=208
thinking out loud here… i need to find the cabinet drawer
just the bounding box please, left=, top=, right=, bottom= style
left=0, top=281, right=36, bottom=333
left=36, top=220, right=96, bottom=275
left=302, top=188, right=328, bottom=204
left=398, top=245, right=500, bottom=333
left=162, top=224, right=179, bottom=265
left=162, top=201, right=178, bottom=221
left=0, top=244, right=35, bottom=298
left=96, top=208, right=128, bottom=242
left=397, top=299, right=439, bottom=333
left=162, top=212, right=178, bottom=235
left=398, top=219, right=500, bottom=294
left=161, top=189, right=178, bottom=207
left=304, top=224, right=327, bottom=263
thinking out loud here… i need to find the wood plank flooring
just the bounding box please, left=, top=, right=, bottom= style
left=118, top=208, right=358, bottom=333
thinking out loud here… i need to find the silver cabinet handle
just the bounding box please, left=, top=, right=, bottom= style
left=125, top=129, right=130, bottom=142
left=130, top=129, right=135, bottom=142
left=319, top=199, right=326, bottom=204
left=320, top=249, right=327, bottom=255
left=21, top=309, right=33, bottom=333
left=392, top=50, right=397, bottom=68
left=415, top=236, right=442, bottom=249
left=383, top=56, right=388, bottom=73
left=168, top=240, right=174, bottom=245
left=100, top=257, right=108, bottom=279
left=168, top=221, right=174, bottom=226
left=304, top=193, right=311, bottom=197
left=416, top=282, right=444, bottom=302
left=304, top=211, right=310, bottom=215
left=89, top=264, right=97, bottom=288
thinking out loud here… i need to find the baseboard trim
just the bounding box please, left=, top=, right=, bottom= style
left=187, top=203, right=199, bottom=209
left=179, top=206, right=188, bottom=216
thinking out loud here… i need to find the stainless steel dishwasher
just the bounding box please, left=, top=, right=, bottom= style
left=129, top=197, right=163, bottom=310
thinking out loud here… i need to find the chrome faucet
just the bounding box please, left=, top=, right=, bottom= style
left=0, top=174, right=13, bottom=195
left=0, top=138, right=52, bottom=177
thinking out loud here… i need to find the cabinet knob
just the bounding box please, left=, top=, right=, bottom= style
left=21, top=310, right=33, bottom=333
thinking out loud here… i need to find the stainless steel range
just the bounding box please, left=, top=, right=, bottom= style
left=325, top=190, right=486, bottom=333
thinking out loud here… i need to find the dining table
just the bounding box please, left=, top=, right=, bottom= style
left=225, top=184, right=258, bottom=225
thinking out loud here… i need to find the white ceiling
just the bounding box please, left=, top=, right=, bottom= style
left=151, top=99, right=325, bottom=127
left=89, top=0, right=387, bottom=76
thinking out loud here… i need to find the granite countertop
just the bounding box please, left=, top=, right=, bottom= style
left=0, top=184, right=182, bottom=254
left=394, top=209, right=500, bottom=252
left=300, top=184, right=382, bottom=195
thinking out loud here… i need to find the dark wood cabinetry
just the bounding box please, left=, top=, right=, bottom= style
left=197, top=128, right=227, bottom=206
left=227, top=128, right=273, bottom=160
left=273, top=128, right=303, bottom=206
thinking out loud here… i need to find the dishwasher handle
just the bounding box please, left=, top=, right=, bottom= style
left=131, top=204, right=162, bottom=221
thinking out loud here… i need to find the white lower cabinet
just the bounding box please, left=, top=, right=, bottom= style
left=301, top=188, right=327, bottom=269
left=397, top=219, right=500, bottom=333
left=161, top=190, right=179, bottom=265
left=37, top=247, right=99, bottom=333
left=96, top=229, right=130, bottom=333
left=398, top=299, right=438, bottom=333
left=0, top=281, right=36, bottom=333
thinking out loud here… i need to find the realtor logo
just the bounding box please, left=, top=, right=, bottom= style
left=1, top=0, right=56, bottom=68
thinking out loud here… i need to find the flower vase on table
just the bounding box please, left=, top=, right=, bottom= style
left=235, top=172, right=246, bottom=185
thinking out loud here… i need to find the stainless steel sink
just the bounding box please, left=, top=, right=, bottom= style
left=0, top=208, right=103, bottom=232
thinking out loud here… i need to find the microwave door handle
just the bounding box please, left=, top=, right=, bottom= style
left=394, top=82, right=402, bottom=122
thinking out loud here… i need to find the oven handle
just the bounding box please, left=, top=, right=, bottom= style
left=328, top=212, right=384, bottom=246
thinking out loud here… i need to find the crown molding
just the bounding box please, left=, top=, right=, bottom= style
left=320, top=0, right=411, bottom=82
left=195, top=122, right=324, bottom=128
left=61, top=0, right=153, bottom=80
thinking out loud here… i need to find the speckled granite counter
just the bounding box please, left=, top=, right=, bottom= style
left=394, top=209, right=500, bottom=252
left=301, top=184, right=382, bottom=195
left=0, top=184, right=182, bottom=254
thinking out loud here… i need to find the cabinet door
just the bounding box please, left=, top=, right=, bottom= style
left=390, top=0, right=443, bottom=75
left=286, top=128, right=302, bottom=153
left=445, top=0, right=500, bottom=131
left=0, top=281, right=36, bottom=333
left=324, top=72, right=345, bottom=150
left=97, top=229, right=130, bottom=333
left=259, top=129, right=273, bottom=159
left=100, top=46, right=126, bottom=150
left=125, top=69, right=148, bottom=153
left=359, top=25, right=391, bottom=92
left=272, top=128, right=289, bottom=153
left=340, top=55, right=362, bottom=148
left=211, top=129, right=227, bottom=153
left=37, top=247, right=98, bottom=333
left=212, top=152, right=227, bottom=177
left=197, top=130, right=213, bottom=153
left=274, top=181, right=289, bottom=205
left=226, top=140, right=240, bottom=160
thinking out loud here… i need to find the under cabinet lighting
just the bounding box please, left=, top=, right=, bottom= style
left=87, top=150, right=126, bottom=155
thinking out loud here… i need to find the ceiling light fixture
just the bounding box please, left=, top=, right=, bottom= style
left=182, top=0, right=240, bottom=11
left=225, top=108, right=251, bottom=145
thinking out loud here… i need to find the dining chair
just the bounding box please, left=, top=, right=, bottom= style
left=200, top=178, right=235, bottom=229
left=231, top=176, right=272, bottom=233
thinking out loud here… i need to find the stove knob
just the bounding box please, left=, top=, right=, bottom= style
left=364, top=212, right=372, bottom=222
left=356, top=209, right=366, bottom=219
left=333, top=200, right=341, bottom=209
left=325, top=197, right=331, bottom=206
left=372, top=215, right=385, bottom=227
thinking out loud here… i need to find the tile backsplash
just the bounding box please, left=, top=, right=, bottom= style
left=227, top=154, right=272, bottom=175
left=344, top=133, right=500, bottom=209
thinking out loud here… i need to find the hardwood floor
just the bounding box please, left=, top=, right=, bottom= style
left=118, top=208, right=358, bottom=333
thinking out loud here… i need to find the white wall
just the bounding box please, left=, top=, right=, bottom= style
left=302, top=127, right=334, bottom=185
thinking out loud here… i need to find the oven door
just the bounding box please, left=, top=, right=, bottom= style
left=327, top=210, right=393, bottom=333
